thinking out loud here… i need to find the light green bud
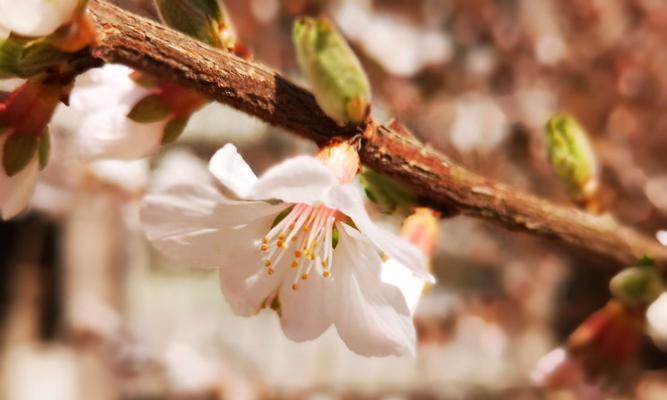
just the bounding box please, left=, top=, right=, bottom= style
left=610, top=266, right=664, bottom=307
left=154, top=0, right=236, bottom=49
left=545, top=115, right=599, bottom=200
left=293, top=17, right=371, bottom=125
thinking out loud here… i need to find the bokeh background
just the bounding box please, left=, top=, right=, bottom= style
left=2, top=0, right=667, bottom=398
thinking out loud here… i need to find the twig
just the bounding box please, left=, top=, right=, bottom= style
left=83, top=0, right=667, bottom=268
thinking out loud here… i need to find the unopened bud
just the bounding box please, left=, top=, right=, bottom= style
left=316, top=140, right=360, bottom=184
left=154, top=0, right=237, bottom=50
left=401, top=208, right=439, bottom=259
left=293, top=17, right=371, bottom=125
left=610, top=266, right=664, bottom=307
left=545, top=115, right=599, bottom=204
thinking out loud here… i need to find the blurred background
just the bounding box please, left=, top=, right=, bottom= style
left=2, top=0, right=667, bottom=398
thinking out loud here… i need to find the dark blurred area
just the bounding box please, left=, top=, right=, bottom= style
left=3, top=0, right=667, bottom=398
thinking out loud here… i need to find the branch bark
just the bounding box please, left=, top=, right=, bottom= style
left=84, top=0, right=667, bottom=268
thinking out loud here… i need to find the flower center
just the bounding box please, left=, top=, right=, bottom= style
left=258, top=203, right=337, bottom=290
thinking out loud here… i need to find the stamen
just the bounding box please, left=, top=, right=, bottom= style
left=301, top=273, right=309, bottom=280
left=292, top=283, right=299, bottom=290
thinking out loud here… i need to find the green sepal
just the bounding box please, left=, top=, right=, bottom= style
left=127, top=94, right=170, bottom=123
left=637, top=254, right=656, bottom=268
left=359, top=168, right=416, bottom=216
left=161, top=116, right=190, bottom=144
left=2, top=133, right=37, bottom=177
left=38, top=131, right=50, bottom=170
left=610, top=266, right=664, bottom=307
left=292, top=17, right=371, bottom=125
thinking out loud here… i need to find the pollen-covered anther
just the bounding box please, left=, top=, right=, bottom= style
left=301, top=273, right=309, bottom=280
left=264, top=260, right=272, bottom=268
left=294, top=250, right=302, bottom=258
left=267, top=268, right=274, bottom=275
left=323, top=271, right=331, bottom=278
left=292, top=283, right=299, bottom=290
left=291, top=260, right=298, bottom=268
left=260, top=244, right=269, bottom=252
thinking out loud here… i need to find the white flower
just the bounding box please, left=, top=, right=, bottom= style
left=0, top=0, right=79, bottom=37
left=141, top=143, right=431, bottom=356
left=0, top=134, right=40, bottom=220
left=647, top=292, right=667, bottom=349
left=58, top=64, right=167, bottom=161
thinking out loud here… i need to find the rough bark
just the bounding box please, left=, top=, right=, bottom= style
left=82, top=0, right=667, bottom=268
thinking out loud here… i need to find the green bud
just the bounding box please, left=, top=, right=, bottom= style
left=162, top=116, right=189, bottom=144
left=545, top=115, right=599, bottom=200
left=610, top=266, right=664, bottom=307
left=293, top=17, right=371, bottom=125
left=127, top=94, right=170, bottom=123
left=0, top=36, right=73, bottom=79
left=154, top=0, right=236, bottom=49
left=2, top=133, right=38, bottom=177
left=359, top=168, right=416, bottom=216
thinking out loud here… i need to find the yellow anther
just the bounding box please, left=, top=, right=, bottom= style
left=321, top=259, right=329, bottom=267
left=301, top=273, right=309, bottom=280
left=260, top=244, right=269, bottom=252
left=292, top=283, right=299, bottom=290
left=291, top=260, right=298, bottom=268
left=380, top=253, right=390, bottom=262
left=303, top=226, right=310, bottom=232
left=278, top=233, right=286, bottom=241
left=289, top=223, right=295, bottom=230
left=294, top=250, right=302, bottom=258
left=262, top=237, right=269, bottom=244
left=323, top=271, right=331, bottom=278
left=291, top=236, right=298, bottom=242
left=264, top=260, right=272, bottom=267
left=267, top=268, right=274, bottom=275
left=309, top=254, right=316, bottom=261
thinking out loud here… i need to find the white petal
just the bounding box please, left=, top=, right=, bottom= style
left=381, top=258, right=426, bottom=315
left=140, top=183, right=284, bottom=267
left=208, top=144, right=258, bottom=198
left=248, top=156, right=335, bottom=204
left=332, top=223, right=417, bottom=357
left=325, top=184, right=431, bottom=282
left=218, top=248, right=287, bottom=317
left=278, top=274, right=334, bottom=342
left=647, top=293, right=667, bottom=347
left=0, top=154, right=39, bottom=220
left=0, top=0, right=78, bottom=37
left=150, top=150, right=212, bottom=192
left=63, top=65, right=165, bottom=161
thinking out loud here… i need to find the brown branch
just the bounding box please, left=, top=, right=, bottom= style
left=83, top=0, right=667, bottom=268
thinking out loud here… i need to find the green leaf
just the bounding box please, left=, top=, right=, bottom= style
left=127, top=94, right=170, bottom=123
left=38, top=132, right=50, bottom=170
left=359, top=168, right=416, bottom=216
left=2, top=134, right=37, bottom=176
left=0, top=36, right=72, bottom=79
left=293, top=17, right=371, bottom=125
left=161, top=116, right=190, bottom=144
left=610, top=266, right=664, bottom=306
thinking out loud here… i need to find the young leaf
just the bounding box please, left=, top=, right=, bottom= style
left=127, top=94, right=170, bottom=123
left=293, top=17, right=371, bottom=125
left=2, top=133, right=37, bottom=176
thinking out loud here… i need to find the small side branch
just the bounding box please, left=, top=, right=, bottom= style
left=84, top=0, right=667, bottom=268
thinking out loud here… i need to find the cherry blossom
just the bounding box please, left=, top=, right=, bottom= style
left=0, top=0, right=79, bottom=37
left=141, top=142, right=431, bottom=356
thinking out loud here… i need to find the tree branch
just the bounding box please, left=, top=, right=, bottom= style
left=84, top=0, right=667, bottom=268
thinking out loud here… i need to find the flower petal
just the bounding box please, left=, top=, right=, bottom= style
left=331, top=222, right=417, bottom=357
left=325, top=184, right=431, bottom=282
left=278, top=273, right=334, bottom=342
left=0, top=153, right=39, bottom=220
left=647, top=293, right=667, bottom=348
left=208, top=144, right=258, bottom=198
left=381, top=258, right=426, bottom=315
left=218, top=249, right=287, bottom=317
left=63, top=65, right=165, bottom=161
left=0, top=0, right=78, bottom=37
left=248, top=156, right=335, bottom=204
left=140, top=183, right=284, bottom=267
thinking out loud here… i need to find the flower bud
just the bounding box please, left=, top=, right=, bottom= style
left=545, top=115, right=599, bottom=203
left=316, top=140, right=360, bottom=184
left=609, top=266, right=664, bottom=307
left=154, top=0, right=237, bottom=50
left=293, top=17, right=371, bottom=125
left=401, top=208, right=439, bottom=259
